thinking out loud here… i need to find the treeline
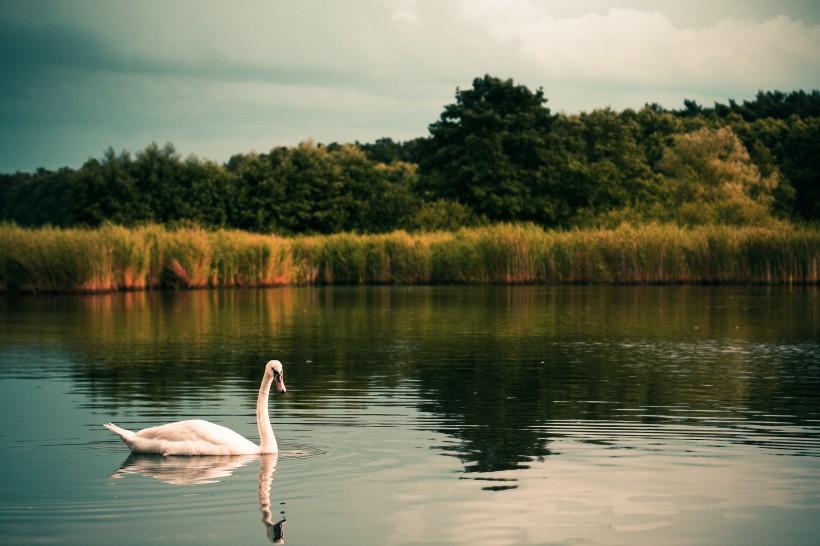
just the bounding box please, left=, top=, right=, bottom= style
left=1, top=76, right=818, bottom=233
left=2, top=223, right=818, bottom=293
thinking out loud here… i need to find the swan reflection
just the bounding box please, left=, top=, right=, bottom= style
left=109, top=453, right=285, bottom=543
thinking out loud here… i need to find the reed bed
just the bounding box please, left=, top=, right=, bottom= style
left=0, top=223, right=817, bottom=293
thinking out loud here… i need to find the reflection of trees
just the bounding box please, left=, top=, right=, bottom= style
left=62, top=289, right=305, bottom=408
left=5, top=286, right=819, bottom=472
left=419, top=358, right=554, bottom=473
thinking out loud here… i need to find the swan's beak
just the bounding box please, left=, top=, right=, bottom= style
left=275, top=374, right=287, bottom=395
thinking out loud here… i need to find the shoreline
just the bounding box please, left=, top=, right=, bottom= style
left=1, top=223, right=818, bottom=293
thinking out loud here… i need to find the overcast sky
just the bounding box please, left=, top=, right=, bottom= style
left=2, top=0, right=819, bottom=173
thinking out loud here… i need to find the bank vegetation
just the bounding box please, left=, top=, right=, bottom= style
left=2, top=77, right=818, bottom=292
left=1, top=222, right=818, bottom=293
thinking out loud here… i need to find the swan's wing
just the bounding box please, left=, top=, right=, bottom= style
left=135, top=420, right=228, bottom=442
left=132, top=420, right=259, bottom=455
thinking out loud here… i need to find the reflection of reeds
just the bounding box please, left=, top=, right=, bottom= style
left=0, top=223, right=818, bottom=292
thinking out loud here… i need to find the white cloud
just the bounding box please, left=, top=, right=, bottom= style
left=1, top=0, right=819, bottom=171
left=14, top=1, right=818, bottom=95
left=454, top=1, right=820, bottom=91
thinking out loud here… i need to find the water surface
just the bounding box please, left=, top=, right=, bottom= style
left=1, top=286, right=819, bottom=545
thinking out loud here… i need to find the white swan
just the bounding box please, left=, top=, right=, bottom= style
left=103, top=359, right=286, bottom=456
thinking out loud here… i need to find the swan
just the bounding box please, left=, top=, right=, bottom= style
left=103, top=359, right=286, bottom=456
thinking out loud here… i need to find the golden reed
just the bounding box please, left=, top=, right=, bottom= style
left=0, top=223, right=817, bottom=293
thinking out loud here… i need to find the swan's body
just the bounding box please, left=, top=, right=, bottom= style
left=104, top=360, right=286, bottom=456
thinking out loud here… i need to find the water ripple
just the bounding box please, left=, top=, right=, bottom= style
left=533, top=420, right=820, bottom=456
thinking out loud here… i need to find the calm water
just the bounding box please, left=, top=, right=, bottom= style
left=0, top=286, right=819, bottom=546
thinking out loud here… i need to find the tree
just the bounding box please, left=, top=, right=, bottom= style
left=274, top=142, right=355, bottom=234
left=67, top=148, right=147, bottom=226
left=778, top=116, right=820, bottom=219
left=656, top=127, right=779, bottom=225
left=678, top=99, right=705, bottom=118
left=131, top=142, right=184, bottom=223
left=729, top=117, right=796, bottom=219
left=713, top=90, right=820, bottom=122
left=407, top=199, right=486, bottom=232
left=554, top=108, right=661, bottom=226
left=225, top=151, right=285, bottom=232
left=0, top=168, right=74, bottom=226
left=337, top=155, right=421, bottom=233
left=735, top=115, right=820, bottom=221
left=178, top=157, right=233, bottom=228
left=357, top=137, right=423, bottom=164
left=419, top=75, right=557, bottom=224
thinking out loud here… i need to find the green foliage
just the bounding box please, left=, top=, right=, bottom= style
left=356, top=137, right=424, bottom=164
left=1, top=78, right=818, bottom=231
left=732, top=115, right=820, bottom=221
left=407, top=199, right=487, bottom=232
left=713, top=90, right=820, bottom=121
left=0, top=168, right=75, bottom=226
left=552, top=108, right=664, bottom=227
left=656, top=127, right=779, bottom=226
left=226, top=142, right=422, bottom=234
left=419, top=75, right=557, bottom=224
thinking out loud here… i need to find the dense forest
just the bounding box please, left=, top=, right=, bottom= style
left=2, top=76, right=819, bottom=234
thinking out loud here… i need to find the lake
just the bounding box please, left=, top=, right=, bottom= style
left=0, top=285, right=818, bottom=545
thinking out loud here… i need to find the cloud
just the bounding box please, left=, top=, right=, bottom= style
left=0, top=0, right=818, bottom=171
left=6, top=1, right=817, bottom=98
left=456, top=2, right=820, bottom=90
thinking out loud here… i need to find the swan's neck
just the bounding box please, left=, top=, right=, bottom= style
left=257, top=374, right=278, bottom=453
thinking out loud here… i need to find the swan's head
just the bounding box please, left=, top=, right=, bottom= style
left=266, top=360, right=287, bottom=394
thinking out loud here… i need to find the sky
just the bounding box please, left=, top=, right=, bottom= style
left=1, top=0, right=819, bottom=173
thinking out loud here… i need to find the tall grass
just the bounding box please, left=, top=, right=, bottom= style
left=300, top=231, right=441, bottom=285
left=0, top=222, right=817, bottom=293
